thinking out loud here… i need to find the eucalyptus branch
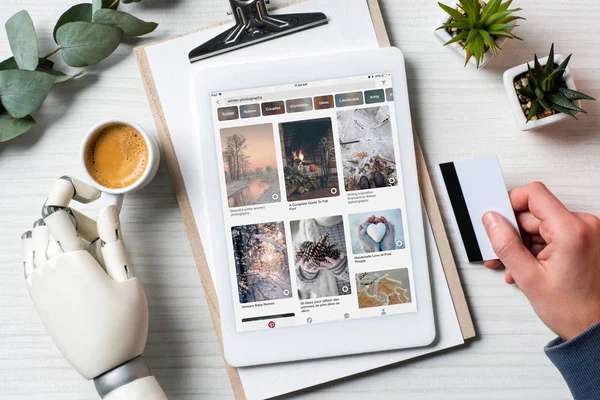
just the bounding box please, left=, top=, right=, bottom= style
left=42, top=47, right=61, bottom=60
left=0, top=1, right=158, bottom=143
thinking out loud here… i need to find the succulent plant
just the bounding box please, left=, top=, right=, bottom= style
left=517, top=44, right=596, bottom=121
left=437, top=0, right=524, bottom=68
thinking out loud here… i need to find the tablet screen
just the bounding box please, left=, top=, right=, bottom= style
left=210, top=73, right=418, bottom=332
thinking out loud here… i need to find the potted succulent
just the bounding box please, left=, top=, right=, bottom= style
left=434, top=0, right=523, bottom=68
left=503, top=44, right=596, bottom=131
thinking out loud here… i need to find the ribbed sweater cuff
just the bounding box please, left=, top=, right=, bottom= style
left=545, top=321, right=600, bottom=400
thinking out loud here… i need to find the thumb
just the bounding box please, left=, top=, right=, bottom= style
left=482, top=211, right=540, bottom=288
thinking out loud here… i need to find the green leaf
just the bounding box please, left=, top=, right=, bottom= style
left=498, top=0, right=513, bottom=12
left=543, top=69, right=565, bottom=91
left=438, top=3, right=465, bottom=21
left=464, top=28, right=479, bottom=47
left=473, top=35, right=485, bottom=68
left=53, top=4, right=93, bottom=43
left=480, top=0, right=502, bottom=25
left=56, top=21, right=123, bottom=67
left=558, top=87, right=596, bottom=101
left=534, top=54, right=546, bottom=81
left=488, top=23, right=517, bottom=31
left=438, top=22, right=471, bottom=30
left=486, top=9, right=522, bottom=26
left=443, top=30, right=469, bottom=46
left=0, top=57, right=19, bottom=71
left=93, top=9, right=158, bottom=38
left=464, top=43, right=475, bottom=66
left=498, top=15, right=524, bottom=24
left=92, top=0, right=103, bottom=17
left=488, top=30, right=521, bottom=40
left=539, top=98, right=552, bottom=110
left=545, top=43, right=555, bottom=74
left=5, top=11, right=39, bottom=71
left=550, top=104, right=577, bottom=119
left=547, top=92, right=587, bottom=113
left=526, top=101, right=541, bottom=122
left=480, top=30, right=498, bottom=53
left=557, top=54, right=572, bottom=72
left=0, top=70, right=55, bottom=118
left=0, top=108, right=36, bottom=142
left=517, top=86, right=535, bottom=99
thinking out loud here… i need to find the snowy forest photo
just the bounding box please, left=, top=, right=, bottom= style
left=231, top=222, right=292, bottom=304
left=221, top=123, right=281, bottom=208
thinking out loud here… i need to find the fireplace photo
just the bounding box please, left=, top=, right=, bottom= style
left=279, top=118, right=340, bottom=202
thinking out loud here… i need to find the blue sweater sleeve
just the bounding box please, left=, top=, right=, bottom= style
left=545, top=321, right=600, bottom=400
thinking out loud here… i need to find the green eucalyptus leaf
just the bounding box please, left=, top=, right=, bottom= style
left=53, top=4, right=93, bottom=43
left=0, top=70, right=55, bottom=118
left=93, top=9, right=158, bottom=38
left=93, top=0, right=103, bottom=16
left=56, top=21, right=123, bottom=67
left=5, top=10, right=39, bottom=71
left=0, top=108, right=36, bottom=142
left=0, top=57, right=19, bottom=71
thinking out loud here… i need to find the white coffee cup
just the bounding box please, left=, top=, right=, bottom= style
left=80, top=119, right=160, bottom=210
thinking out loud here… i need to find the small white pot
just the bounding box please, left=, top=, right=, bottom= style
left=433, top=13, right=513, bottom=69
left=503, top=54, right=578, bottom=131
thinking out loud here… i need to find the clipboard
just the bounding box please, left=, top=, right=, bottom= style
left=134, top=1, right=475, bottom=398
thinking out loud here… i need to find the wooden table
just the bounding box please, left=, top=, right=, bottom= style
left=1, top=1, right=598, bottom=398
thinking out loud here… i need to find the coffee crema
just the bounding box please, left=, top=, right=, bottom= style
left=85, top=123, right=148, bottom=189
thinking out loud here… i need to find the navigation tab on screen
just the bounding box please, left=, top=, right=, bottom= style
left=335, top=91, right=364, bottom=107
left=240, top=103, right=261, bottom=119
left=386, top=87, right=394, bottom=102
left=261, top=101, right=285, bottom=116
left=286, top=97, right=314, bottom=113
left=365, top=89, right=385, bottom=104
left=218, top=106, right=239, bottom=121
left=314, top=95, right=334, bottom=110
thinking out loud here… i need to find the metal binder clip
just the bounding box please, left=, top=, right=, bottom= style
left=188, top=0, right=328, bottom=63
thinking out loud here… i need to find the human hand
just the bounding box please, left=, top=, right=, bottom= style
left=358, top=222, right=380, bottom=253
left=482, top=182, right=600, bottom=341
left=22, top=176, right=166, bottom=399
left=300, top=252, right=346, bottom=273
left=379, top=216, right=396, bottom=251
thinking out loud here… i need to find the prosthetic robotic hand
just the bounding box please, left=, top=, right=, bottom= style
left=21, top=176, right=167, bottom=400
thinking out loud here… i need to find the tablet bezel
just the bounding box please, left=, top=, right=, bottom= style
left=193, top=47, right=435, bottom=367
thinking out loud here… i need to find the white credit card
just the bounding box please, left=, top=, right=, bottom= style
left=437, top=156, right=519, bottom=262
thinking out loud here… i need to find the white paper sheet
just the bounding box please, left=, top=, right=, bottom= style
left=142, top=1, right=465, bottom=398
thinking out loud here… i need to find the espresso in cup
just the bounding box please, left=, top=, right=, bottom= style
left=84, top=123, right=149, bottom=189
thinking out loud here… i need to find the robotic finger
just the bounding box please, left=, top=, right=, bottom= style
left=44, top=207, right=84, bottom=253
left=32, top=219, right=50, bottom=268
left=21, top=231, right=34, bottom=279
left=98, top=205, right=132, bottom=282
left=45, top=176, right=101, bottom=211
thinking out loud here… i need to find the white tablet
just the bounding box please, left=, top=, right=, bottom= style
left=193, top=47, right=435, bottom=367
